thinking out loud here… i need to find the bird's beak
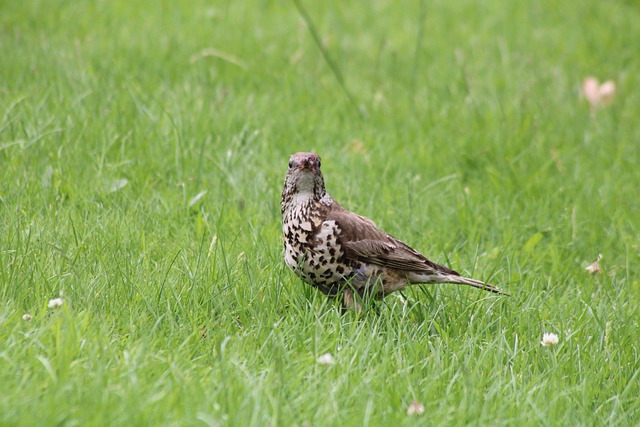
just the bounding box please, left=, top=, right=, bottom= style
left=299, top=158, right=316, bottom=171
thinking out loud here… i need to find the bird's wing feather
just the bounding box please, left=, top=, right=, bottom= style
left=327, top=206, right=459, bottom=276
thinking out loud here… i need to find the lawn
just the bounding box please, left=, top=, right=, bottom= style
left=1, top=0, right=639, bottom=425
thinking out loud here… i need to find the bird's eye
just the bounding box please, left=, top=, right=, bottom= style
left=288, top=161, right=293, bottom=168
left=317, top=161, right=321, bottom=168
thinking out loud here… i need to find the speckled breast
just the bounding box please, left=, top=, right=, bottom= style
left=283, top=212, right=351, bottom=295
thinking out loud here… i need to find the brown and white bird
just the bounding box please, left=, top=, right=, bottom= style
left=281, top=152, right=504, bottom=309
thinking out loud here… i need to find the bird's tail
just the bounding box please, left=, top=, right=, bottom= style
left=442, top=274, right=507, bottom=295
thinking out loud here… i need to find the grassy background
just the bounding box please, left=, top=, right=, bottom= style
left=1, top=0, right=639, bottom=425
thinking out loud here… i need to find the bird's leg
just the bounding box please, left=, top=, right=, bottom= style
left=341, top=270, right=386, bottom=312
left=342, top=288, right=362, bottom=313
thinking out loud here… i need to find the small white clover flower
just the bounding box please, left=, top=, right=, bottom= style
left=406, top=400, right=425, bottom=416
left=316, top=353, right=335, bottom=365
left=582, top=77, right=616, bottom=108
left=541, top=332, right=559, bottom=347
left=586, top=255, right=602, bottom=274
left=48, top=298, right=64, bottom=309
left=22, top=313, right=33, bottom=321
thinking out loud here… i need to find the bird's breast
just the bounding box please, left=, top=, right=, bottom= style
left=283, top=215, right=350, bottom=288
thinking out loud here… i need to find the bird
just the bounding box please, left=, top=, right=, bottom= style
left=281, top=152, right=504, bottom=310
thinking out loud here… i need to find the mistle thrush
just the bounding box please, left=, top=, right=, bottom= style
left=281, top=152, right=504, bottom=309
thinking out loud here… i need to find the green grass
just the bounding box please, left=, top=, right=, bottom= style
left=1, top=0, right=639, bottom=425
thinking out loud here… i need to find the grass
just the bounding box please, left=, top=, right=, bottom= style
left=1, top=0, right=639, bottom=425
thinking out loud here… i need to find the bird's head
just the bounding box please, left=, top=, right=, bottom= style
left=282, top=152, right=327, bottom=209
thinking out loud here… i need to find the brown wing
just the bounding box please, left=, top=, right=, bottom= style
left=326, top=204, right=460, bottom=276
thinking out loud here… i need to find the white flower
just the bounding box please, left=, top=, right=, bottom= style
left=107, top=178, right=128, bottom=193
left=22, top=313, right=33, bottom=321
left=316, top=353, right=335, bottom=365
left=581, top=77, right=616, bottom=112
left=541, top=332, right=559, bottom=346
left=48, top=298, right=64, bottom=308
left=406, top=400, right=425, bottom=416
left=586, top=254, right=602, bottom=274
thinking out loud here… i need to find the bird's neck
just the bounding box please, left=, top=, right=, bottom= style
left=282, top=186, right=332, bottom=214
left=282, top=190, right=315, bottom=215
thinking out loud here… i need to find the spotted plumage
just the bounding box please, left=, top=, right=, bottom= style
left=281, top=152, right=505, bottom=309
